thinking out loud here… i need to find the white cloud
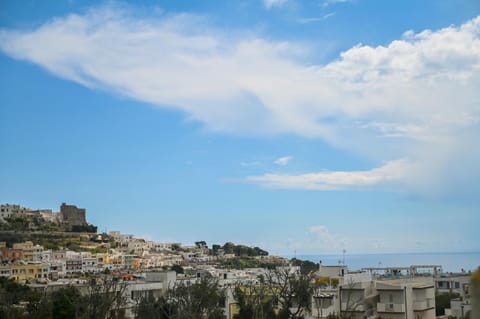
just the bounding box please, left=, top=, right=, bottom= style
left=274, top=156, right=293, bottom=166
left=246, top=159, right=408, bottom=190
left=264, top=0, right=289, bottom=9
left=308, top=225, right=333, bottom=241
left=262, top=225, right=347, bottom=253
left=0, top=7, right=479, bottom=196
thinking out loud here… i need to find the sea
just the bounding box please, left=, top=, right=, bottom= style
left=284, top=252, right=480, bottom=273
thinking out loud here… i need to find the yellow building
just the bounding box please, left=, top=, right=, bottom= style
left=10, top=262, right=49, bottom=282
left=229, top=303, right=240, bottom=319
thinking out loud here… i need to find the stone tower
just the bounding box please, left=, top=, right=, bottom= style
left=60, top=203, right=87, bottom=227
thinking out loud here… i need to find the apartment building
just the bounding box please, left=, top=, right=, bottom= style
left=66, top=257, right=83, bottom=274
left=435, top=274, right=471, bottom=297
left=82, top=257, right=98, bottom=273
left=13, top=241, right=35, bottom=261
left=312, top=290, right=338, bottom=319
left=339, top=278, right=376, bottom=319
left=0, top=247, right=24, bottom=261
left=10, top=262, right=49, bottom=282
left=124, top=271, right=176, bottom=318
left=0, top=204, right=31, bottom=221
left=376, top=278, right=435, bottom=319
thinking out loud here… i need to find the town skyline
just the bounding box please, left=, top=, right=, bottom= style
left=1, top=0, right=479, bottom=255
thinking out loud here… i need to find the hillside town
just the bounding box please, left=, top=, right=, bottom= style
left=0, top=203, right=478, bottom=319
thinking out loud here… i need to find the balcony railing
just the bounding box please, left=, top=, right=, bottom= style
left=341, top=302, right=364, bottom=312
left=377, top=302, right=405, bottom=313
left=413, top=298, right=434, bottom=310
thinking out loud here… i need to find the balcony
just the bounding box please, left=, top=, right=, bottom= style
left=377, top=302, right=405, bottom=313
left=341, top=302, right=364, bottom=312
left=414, top=298, right=434, bottom=310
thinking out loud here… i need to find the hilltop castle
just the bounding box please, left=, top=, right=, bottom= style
left=60, top=203, right=87, bottom=228
left=1, top=202, right=89, bottom=231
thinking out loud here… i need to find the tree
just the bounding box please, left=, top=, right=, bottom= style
left=81, top=275, right=128, bottom=319
left=234, top=268, right=314, bottom=319
left=338, top=279, right=367, bottom=319
left=52, top=286, right=83, bottom=319
left=268, top=268, right=313, bottom=319
left=223, top=242, right=235, bottom=255
left=171, top=264, right=184, bottom=274
left=211, top=244, right=221, bottom=256
left=134, top=294, right=176, bottom=319
left=171, top=243, right=182, bottom=252
left=0, top=277, right=32, bottom=319
left=0, top=275, right=131, bottom=319
left=172, top=278, right=225, bottom=319
left=435, top=292, right=461, bottom=316
left=195, top=241, right=207, bottom=249
left=233, top=280, right=278, bottom=319
left=134, top=276, right=225, bottom=319
left=290, top=259, right=318, bottom=275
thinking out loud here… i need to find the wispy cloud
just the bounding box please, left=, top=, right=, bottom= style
left=240, top=161, right=261, bottom=167
left=0, top=7, right=479, bottom=196
left=321, top=0, right=352, bottom=7
left=246, top=159, right=409, bottom=190
left=263, top=0, right=289, bottom=9
left=274, top=156, right=293, bottom=166
left=263, top=225, right=347, bottom=253
left=298, top=12, right=335, bottom=24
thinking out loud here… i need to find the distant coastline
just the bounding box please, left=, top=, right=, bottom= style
left=284, top=251, right=480, bottom=273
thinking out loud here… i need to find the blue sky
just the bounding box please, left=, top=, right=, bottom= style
left=1, top=0, right=479, bottom=255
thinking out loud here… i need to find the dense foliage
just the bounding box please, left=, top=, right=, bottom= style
left=134, top=278, right=225, bottom=319
left=233, top=269, right=313, bottom=319
left=0, top=276, right=127, bottom=319
left=1, top=216, right=31, bottom=231
left=217, top=256, right=283, bottom=270
left=70, top=224, right=98, bottom=233
left=170, top=264, right=184, bottom=274
left=435, top=292, right=461, bottom=316
left=290, top=258, right=319, bottom=275
left=221, top=242, right=268, bottom=257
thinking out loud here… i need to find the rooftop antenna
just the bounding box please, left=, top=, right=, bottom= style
left=342, top=249, right=346, bottom=265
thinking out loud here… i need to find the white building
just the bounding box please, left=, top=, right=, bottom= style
left=375, top=278, right=435, bottom=319
left=0, top=204, right=31, bottom=221
left=82, top=257, right=98, bottom=273
left=32, top=244, right=44, bottom=262
left=435, top=274, right=471, bottom=297
left=449, top=298, right=472, bottom=319
left=124, top=271, right=176, bottom=318
left=318, top=263, right=348, bottom=278
left=51, top=250, right=67, bottom=261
